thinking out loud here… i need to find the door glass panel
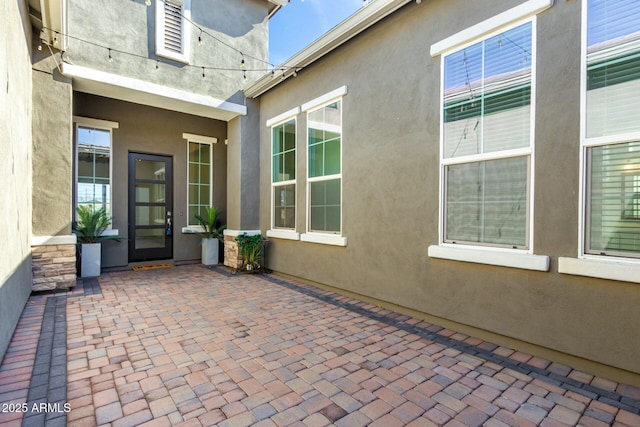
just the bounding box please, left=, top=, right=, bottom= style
left=135, top=228, right=165, bottom=249
left=136, top=160, right=166, bottom=180
left=136, top=206, right=165, bottom=226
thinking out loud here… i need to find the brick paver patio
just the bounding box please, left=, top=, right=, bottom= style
left=1, top=264, right=639, bottom=426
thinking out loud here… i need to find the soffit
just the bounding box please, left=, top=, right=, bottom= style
left=61, top=63, right=247, bottom=121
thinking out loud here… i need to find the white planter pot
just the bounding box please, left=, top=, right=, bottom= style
left=202, top=238, right=219, bottom=265
left=81, top=243, right=101, bottom=277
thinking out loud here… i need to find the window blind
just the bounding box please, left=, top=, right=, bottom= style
left=588, top=141, right=640, bottom=256
left=586, top=0, right=640, bottom=138
left=443, top=22, right=532, bottom=158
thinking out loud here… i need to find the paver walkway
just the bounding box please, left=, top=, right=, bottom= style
left=0, top=265, right=639, bottom=426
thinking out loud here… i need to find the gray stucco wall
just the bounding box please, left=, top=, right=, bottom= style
left=66, top=0, right=269, bottom=104
left=256, top=0, right=640, bottom=380
left=32, top=54, right=73, bottom=237
left=0, top=0, right=34, bottom=360
left=74, top=93, right=228, bottom=267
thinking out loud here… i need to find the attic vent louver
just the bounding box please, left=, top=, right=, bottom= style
left=164, top=1, right=183, bottom=53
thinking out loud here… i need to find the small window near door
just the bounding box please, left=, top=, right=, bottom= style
left=184, top=133, right=217, bottom=227
left=74, top=118, right=118, bottom=217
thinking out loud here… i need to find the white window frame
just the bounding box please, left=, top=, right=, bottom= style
left=73, top=116, right=119, bottom=232
left=559, top=0, right=640, bottom=283
left=267, top=107, right=300, bottom=241
left=155, top=0, right=191, bottom=64
left=301, top=86, right=348, bottom=247
left=428, top=0, right=552, bottom=271
left=182, top=133, right=216, bottom=232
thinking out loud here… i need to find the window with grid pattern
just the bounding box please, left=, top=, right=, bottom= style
left=188, top=141, right=212, bottom=226
left=308, top=101, right=342, bottom=234
left=272, top=119, right=296, bottom=229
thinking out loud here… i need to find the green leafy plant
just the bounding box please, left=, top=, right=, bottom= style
left=235, top=233, right=264, bottom=270
left=73, top=206, right=122, bottom=244
left=194, top=206, right=226, bottom=241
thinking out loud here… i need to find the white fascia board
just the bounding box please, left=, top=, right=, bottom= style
left=61, top=63, right=247, bottom=121
left=266, top=107, right=300, bottom=127
left=430, top=0, right=554, bottom=57
left=245, top=0, right=414, bottom=98
left=428, top=245, right=550, bottom=271
left=268, top=0, right=288, bottom=6
left=559, top=257, right=640, bottom=284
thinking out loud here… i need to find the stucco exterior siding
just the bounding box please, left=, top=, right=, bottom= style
left=66, top=0, right=270, bottom=105
left=0, top=0, right=34, bottom=360
left=73, top=93, right=228, bottom=267
left=256, top=0, right=640, bottom=382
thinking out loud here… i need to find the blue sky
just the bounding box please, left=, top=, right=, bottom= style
left=269, top=0, right=363, bottom=66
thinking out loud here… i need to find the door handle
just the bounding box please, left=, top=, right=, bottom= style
left=166, top=211, right=172, bottom=236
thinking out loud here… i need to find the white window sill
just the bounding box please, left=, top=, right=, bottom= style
left=266, top=229, right=300, bottom=241
left=301, top=233, right=347, bottom=247
left=428, top=245, right=550, bottom=271
left=558, top=257, right=640, bottom=284
left=182, top=226, right=205, bottom=234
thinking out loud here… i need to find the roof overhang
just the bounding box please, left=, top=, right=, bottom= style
left=266, top=0, right=287, bottom=19
left=29, top=0, right=67, bottom=50
left=61, top=63, right=247, bottom=121
left=245, top=0, right=414, bottom=98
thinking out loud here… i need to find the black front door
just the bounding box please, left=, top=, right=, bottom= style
left=128, top=152, right=173, bottom=261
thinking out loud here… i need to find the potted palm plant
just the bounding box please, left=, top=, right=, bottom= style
left=73, top=206, right=121, bottom=277
left=194, top=206, right=226, bottom=265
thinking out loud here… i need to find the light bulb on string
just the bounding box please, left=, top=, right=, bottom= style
left=198, top=30, right=203, bottom=46
left=145, top=0, right=151, bottom=6
left=108, top=48, right=113, bottom=62
left=38, top=40, right=43, bottom=51
left=202, top=67, right=206, bottom=80
left=241, top=55, right=245, bottom=68
left=155, top=60, right=159, bottom=71
left=243, top=70, right=247, bottom=81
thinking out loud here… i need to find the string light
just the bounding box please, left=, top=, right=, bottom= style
left=243, top=70, right=247, bottom=81
left=44, top=27, right=302, bottom=83
left=38, top=40, right=43, bottom=51
left=145, top=0, right=151, bottom=6
left=198, top=29, right=203, bottom=46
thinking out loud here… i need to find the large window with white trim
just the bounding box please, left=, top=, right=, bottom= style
left=185, top=134, right=215, bottom=227
left=441, top=21, right=534, bottom=248
left=75, top=118, right=118, bottom=216
left=583, top=0, right=640, bottom=258
left=308, top=100, right=342, bottom=234
left=272, top=119, right=297, bottom=229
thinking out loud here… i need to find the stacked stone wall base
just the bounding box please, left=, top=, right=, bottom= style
left=31, top=244, right=76, bottom=291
